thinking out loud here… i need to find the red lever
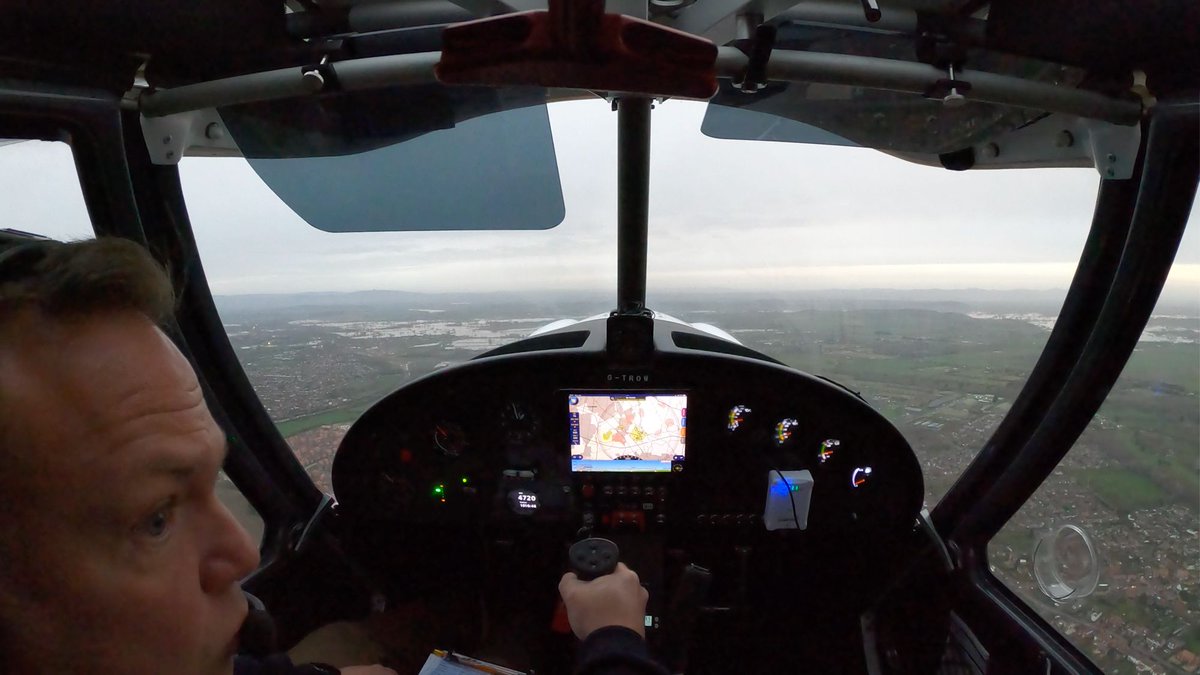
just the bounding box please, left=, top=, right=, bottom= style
left=437, top=0, right=717, bottom=100
left=551, top=597, right=573, bottom=634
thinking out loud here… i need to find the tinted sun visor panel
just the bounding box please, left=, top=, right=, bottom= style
left=217, top=86, right=564, bottom=232
left=701, top=99, right=858, bottom=147
left=703, top=26, right=1086, bottom=158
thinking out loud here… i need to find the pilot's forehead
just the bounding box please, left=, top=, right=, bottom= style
left=6, top=313, right=214, bottom=474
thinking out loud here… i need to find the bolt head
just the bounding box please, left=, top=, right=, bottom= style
left=301, top=69, right=325, bottom=93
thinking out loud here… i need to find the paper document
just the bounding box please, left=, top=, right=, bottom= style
left=417, top=650, right=527, bottom=675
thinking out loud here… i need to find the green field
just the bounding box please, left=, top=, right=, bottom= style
left=1095, top=596, right=1157, bottom=630
left=1081, top=468, right=1168, bottom=513
left=274, top=370, right=418, bottom=438
left=1120, top=342, right=1200, bottom=394
left=276, top=407, right=365, bottom=438
left=1185, top=623, right=1200, bottom=653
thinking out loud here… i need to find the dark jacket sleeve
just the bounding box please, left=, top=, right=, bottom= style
left=574, top=626, right=670, bottom=675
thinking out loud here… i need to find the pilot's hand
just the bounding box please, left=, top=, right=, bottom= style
left=340, top=666, right=398, bottom=675
left=559, top=562, right=649, bottom=640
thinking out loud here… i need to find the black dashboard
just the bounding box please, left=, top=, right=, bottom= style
left=330, top=315, right=925, bottom=673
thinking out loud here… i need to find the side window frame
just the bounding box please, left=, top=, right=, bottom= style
left=939, top=101, right=1200, bottom=674
left=1, top=86, right=307, bottom=566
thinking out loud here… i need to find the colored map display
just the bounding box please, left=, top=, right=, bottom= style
left=568, top=393, right=687, bottom=472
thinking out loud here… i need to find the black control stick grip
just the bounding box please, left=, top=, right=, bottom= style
left=569, top=537, right=620, bottom=581
left=662, top=563, right=712, bottom=672
left=237, top=591, right=277, bottom=657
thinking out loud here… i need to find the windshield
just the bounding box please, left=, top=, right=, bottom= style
left=181, top=99, right=1199, bottom=505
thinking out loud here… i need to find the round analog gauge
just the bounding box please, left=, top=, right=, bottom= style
left=775, top=418, right=799, bottom=445
left=818, top=438, right=840, bottom=463
left=727, top=404, right=751, bottom=432
left=433, top=422, right=467, bottom=457
left=501, top=401, right=541, bottom=441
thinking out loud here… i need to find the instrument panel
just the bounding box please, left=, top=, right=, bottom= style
left=331, top=334, right=923, bottom=558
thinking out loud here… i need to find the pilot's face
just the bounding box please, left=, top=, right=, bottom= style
left=0, top=311, right=261, bottom=675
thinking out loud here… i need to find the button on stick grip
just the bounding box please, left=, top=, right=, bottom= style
left=569, top=537, right=620, bottom=581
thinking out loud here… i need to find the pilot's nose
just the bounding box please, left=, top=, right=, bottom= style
left=201, top=496, right=262, bottom=595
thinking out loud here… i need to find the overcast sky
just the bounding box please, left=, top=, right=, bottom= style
left=4, top=99, right=1197, bottom=302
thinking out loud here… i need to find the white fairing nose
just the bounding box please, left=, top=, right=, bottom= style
left=529, top=311, right=742, bottom=345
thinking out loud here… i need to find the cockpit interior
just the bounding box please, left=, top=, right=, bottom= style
left=1, top=0, right=1196, bottom=673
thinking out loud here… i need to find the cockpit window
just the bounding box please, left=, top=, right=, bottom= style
left=643, top=100, right=1103, bottom=508
left=988, top=216, right=1199, bottom=673
left=183, top=98, right=1195, bottom=514
left=182, top=98, right=619, bottom=491
left=0, top=140, right=94, bottom=241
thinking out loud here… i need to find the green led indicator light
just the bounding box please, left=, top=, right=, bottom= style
left=461, top=477, right=469, bottom=484
left=433, top=484, right=445, bottom=497
left=789, top=484, right=799, bottom=492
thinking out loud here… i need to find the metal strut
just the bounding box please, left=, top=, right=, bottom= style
left=615, top=96, right=652, bottom=315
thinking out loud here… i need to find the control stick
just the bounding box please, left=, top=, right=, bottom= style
left=237, top=591, right=277, bottom=657
left=661, top=563, right=712, bottom=672
left=568, top=537, right=620, bottom=581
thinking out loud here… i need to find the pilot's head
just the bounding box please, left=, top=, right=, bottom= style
left=0, top=238, right=260, bottom=675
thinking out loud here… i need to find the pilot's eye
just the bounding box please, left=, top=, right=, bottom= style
left=145, top=512, right=169, bottom=537
left=135, top=501, right=176, bottom=540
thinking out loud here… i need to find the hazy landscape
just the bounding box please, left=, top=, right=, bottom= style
left=216, top=289, right=1199, bottom=675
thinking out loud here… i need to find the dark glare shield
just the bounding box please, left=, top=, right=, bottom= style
left=224, top=101, right=564, bottom=232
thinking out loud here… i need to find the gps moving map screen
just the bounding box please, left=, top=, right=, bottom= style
left=568, top=392, right=687, bottom=472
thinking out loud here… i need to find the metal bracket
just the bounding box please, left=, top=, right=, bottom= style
left=1083, top=118, right=1141, bottom=179
left=732, top=20, right=776, bottom=93
left=1130, top=70, right=1156, bottom=109
left=916, top=30, right=972, bottom=107
left=138, top=108, right=240, bottom=165
left=925, top=63, right=972, bottom=107
left=963, top=114, right=1141, bottom=179
left=300, top=53, right=340, bottom=94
